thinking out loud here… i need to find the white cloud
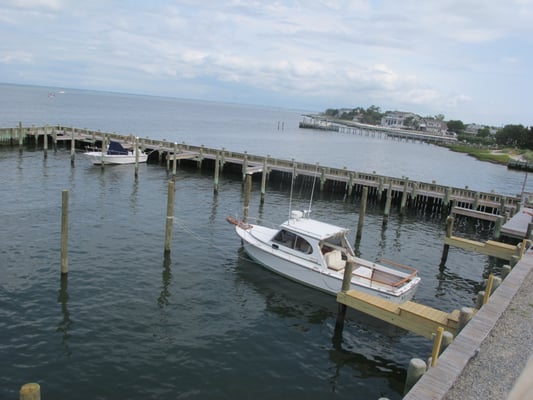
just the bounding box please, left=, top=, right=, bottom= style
left=0, top=0, right=532, bottom=125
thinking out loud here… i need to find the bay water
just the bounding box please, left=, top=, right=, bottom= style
left=0, top=83, right=527, bottom=399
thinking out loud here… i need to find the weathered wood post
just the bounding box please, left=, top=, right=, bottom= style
left=52, top=127, right=57, bottom=152
left=18, top=121, right=23, bottom=150
left=134, top=136, right=139, bottom=179
left=356, top=186, right=368, bottom=241
left=440, top=216, right=454, bottom=265
left=383, top=182, right=393, bottom=223
left=61, top=189, right=69, bottom=275
left=377, top=176, right=384, bottom=202
left=493, top=215, right=504, bottom=239
left=164, top=180, right=175, bottom=254
left=172, top=142, right=178, bottom=177
left=260, top=157, right=267, bottom=204
left=100, top=135, right=106, bottom=169
left=334, top=259, right=354, bottom=333
left=242, top=154, right=248, bottom=182
left=404, top=358, right=426, bottom=395
left=43, top=125, right=48, bottom=159
left=214, top=150, right=220, bottom=193
left=458, top=307, right=474, bottom=332
left=70, top=127, right=75, bottom=166
left=400, top=178, right=409, bottom=215
left=243, top=173, right=252, bottom=223
left=19, top=382, right=40, bottom=400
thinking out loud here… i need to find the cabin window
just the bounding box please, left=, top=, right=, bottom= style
left=273, top=230, right=312, bottom=254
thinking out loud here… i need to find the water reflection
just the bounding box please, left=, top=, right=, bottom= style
left=56, top=274, right=72, bottom=356
left=158, top=255, right=173, bottom=308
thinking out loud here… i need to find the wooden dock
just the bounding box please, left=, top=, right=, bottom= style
left=0, top=123, right=522, bottom=216
left=501, top=207, right=533, bottom=239
left=336, top=290, right=460, bottom=339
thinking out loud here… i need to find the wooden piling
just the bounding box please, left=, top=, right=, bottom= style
left=70, top=127, right=75, bottom=166
left=334, top=260, right=354, bottom=333
left=243, top=173, right=252, bottom=223
left=457, top=307, right=474, bottom=332
left=100, top=135, right=106, bottom=169
left=172, top=142, right=178, bottom=176
left=60, top=189, right=69, bottom=275
left=164, top=180, right=175, bottom=254
left=404, top=358, right=426, bottom=395
left=260, top=157, right=267, bottom=204
left=19, top=382, right=40, bottom=400
left=43, top=125, right=48, bottom=159
left=134, top=136, right=139, bottom=178
left=440, top=216, right=454, bottom=265
left=383, top=182, right=393, bottom=223
left=400, top=179, right=409, bottom=215
left=18, top=121, right=23, bottom=149
left=356, top=186, right=368, bottom=241
left=493, top=215, right=504, bottom=239
left=214, top=151, right=220, bottom=193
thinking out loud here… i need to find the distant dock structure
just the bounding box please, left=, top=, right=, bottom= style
left=0, top=123, right=521, bottom=218
left=299, top=114, right=458, bottom=144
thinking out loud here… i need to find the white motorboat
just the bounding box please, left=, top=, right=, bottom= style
left=227, top=210, right=420, bottom=303
left=84, top=140, right=148, bottom=165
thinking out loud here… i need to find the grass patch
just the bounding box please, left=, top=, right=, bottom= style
left=446, top=144, right=511, bottom=164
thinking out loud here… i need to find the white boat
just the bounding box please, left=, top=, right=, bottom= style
left=227, top=210, right=420, bottom=303
left=84, top=141, right=148, bottom=165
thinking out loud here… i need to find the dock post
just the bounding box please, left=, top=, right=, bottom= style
left=19, top=382, right=40, bottom=400
left=400, top=178, right=409, bottom=215
left=458, top=307, right=474, bottom=332
left=383, top=182, right=393, bottom=223
left=134, top=137, right=139, bottom=179
left=172, top=142, right=178, bottom=177
left=320, top=168, right=326, bottom=191
left=243, top=173, right=252, bottom=223
left=482, top=274, right=494, bottom=305
left=526, top=222, right=533, bottom=240
left=100, top=135, right=106, bottom=169
left=60, top=189, right=69, bottom=275
left=502, top=264, right=512, bottom=279
left=260, top=157, right=267, bottom=204
left=164, top=180, right=175, bottom=254
left=377, top=177, right=384, bottom=202
left=334, top=260, right=354, bottom=334
left=242, top=154, right=248, bottom=181
left=493, top=215, right=504, bottom=239
left=356, top=186, right=368, bottom=241
left=430, top=326, right=445, bottom=367
left=440, top=216, right=454, bottom=266
left=43, top=125, right=49, bottom=159
left=18, top=121, right=23, bottom=150
left=404, top=358, right=426, bottom=395
left=214, top=151, right=220, bottom=193
left=70, top=127, right=75, bottom=166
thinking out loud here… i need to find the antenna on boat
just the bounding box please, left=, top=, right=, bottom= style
left=288, top=160, right=296, bottom=221
left=307, top=162, right=319, bottom=216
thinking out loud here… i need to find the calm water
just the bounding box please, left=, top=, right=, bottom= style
left=0, top=84, right=523, bottom=399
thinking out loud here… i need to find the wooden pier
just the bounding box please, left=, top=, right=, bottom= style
left=336, top=290, right=460, bottom=339
left=300, top=115, right=458, bottom=144
left=0, top=123, right=522, bottom=217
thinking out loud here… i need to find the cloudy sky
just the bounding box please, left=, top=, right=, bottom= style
left=1, top=0, right=532, bottom=126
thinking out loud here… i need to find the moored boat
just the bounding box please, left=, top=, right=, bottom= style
left=227, top=210, right=420, bottom=303
left=84, top=140, right=148, bottom=165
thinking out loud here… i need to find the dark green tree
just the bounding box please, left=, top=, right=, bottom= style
left=495, top=124, right=527, bottom=147
left=446, top=120, right=465, bottom=134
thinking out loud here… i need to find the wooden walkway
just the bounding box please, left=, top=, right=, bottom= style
left=337, top=290, right=459, bottom=339
left=0, top=123, right=522, bottom=215
left=501, top=207, right=533, bottom=239
left=404, top=249, right=533, bottom=399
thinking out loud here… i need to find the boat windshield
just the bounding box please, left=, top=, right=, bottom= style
left=272, top=229, right=313, bottom=254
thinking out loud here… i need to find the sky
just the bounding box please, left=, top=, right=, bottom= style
left=1, top=0, right=532, bottom=127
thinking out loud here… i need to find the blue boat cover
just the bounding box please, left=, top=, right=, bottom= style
left=107, top=141, right=129, bottom=155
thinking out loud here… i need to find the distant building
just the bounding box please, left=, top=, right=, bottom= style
left=419, top=118, right=448, bottom=135
left=380, top=111, right=418, bottom=128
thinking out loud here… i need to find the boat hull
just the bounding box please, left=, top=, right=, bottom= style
left=237, top=225, right=418, bottom=303
left=84, top=151, right=148, bottom=165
